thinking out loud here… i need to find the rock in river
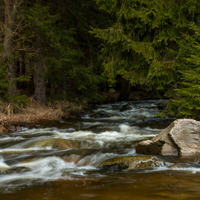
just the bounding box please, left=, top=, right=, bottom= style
left=99, top=156, right=164, bottom=171
left=119, top=103, right=132, bottom=112
left=136, top=119, right=200, bottom=157
left=90, top=110, right=111, bottom=118
left=24, top=138, right=74, bottom=150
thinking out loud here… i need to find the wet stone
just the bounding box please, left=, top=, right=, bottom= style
left=0, top=99, right=184, bottom=196
left=24, top=138, right=74, bottom=150
left=99, top=156, right=165, bottom=171
left=120, top=104, right=132, bottom=112
left=136, top=119, right=200, bottom=157
left=90, top=111, right=111, bottom=118
left=0, top=166, right=31, bottom=175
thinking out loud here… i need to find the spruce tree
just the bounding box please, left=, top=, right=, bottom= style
left=92, top=0, right=200, bottom=99
left=168, top=25, right=200, bottom=118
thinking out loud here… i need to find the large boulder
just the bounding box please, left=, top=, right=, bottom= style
left=99, top=155, right=164, bottom=171
left=136, top=119, right=200, bottom=156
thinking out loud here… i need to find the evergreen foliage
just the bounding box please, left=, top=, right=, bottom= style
left=91, top=0, right=174, bottom=90
left=22, top=1, right=108, bottom=101
left=168, top=25, right=200, bottom=119
left=0, top=0, right=110, bottom=108
left=1, top=0, right=200, bottom=118
left=91, top=0, right=200, bottom=96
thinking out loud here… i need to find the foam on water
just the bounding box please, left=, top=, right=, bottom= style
left=76, top=152, right=117, bottom=167
left=0, top=136, right=24, bottom=143
left=0, top=147, right=53, bottom=154
left=0, top=122, right=161, bottom=156
left=15, top=127, right=57, bottom=135
left=144, top=126, right=163, bottom=132
left=16, top=156, right=73, bottom=171
left=83, top=101, right=160, bottom=120
left=0, top=100, right=176, bottom=192
left=1, top=155, right=98, bottom=183
left=142, top=165, right=200, bottom=175
left=0, top=156, right=10, bottom=169
left=0, top=157, right=78, bottom=187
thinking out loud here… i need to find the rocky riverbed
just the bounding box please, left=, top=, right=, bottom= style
left=1, top=100, right=200, bottom=200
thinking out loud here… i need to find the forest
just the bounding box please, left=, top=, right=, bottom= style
left=1, top=0, right=200, bottom=119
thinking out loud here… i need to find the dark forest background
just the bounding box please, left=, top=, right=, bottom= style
left=1, top=0, right=200, bottom=119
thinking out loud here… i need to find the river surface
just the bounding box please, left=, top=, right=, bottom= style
left=1, top=100, right=200, bottom=200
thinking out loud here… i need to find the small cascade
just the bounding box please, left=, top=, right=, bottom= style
left=1, top=100, right=200, bottom=197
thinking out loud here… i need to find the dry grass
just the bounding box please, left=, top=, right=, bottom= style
left=0, top=99, right=86, bottom=125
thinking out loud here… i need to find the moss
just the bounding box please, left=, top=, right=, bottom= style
left=99, top=156, right=164, bottom=171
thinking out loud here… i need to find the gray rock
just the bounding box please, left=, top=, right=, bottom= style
left=136, top=119, right=200, bottom=157
left=169, top=119, right=200, bottom=156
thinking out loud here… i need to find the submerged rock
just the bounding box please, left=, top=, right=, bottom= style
left=136, top=119, right=200, bottom=157
left=0, top=165, right=10, bottom=172
left=119, top=104, right=132, bottom=112
left=90, top=111, right=111, bottom=118
left=0, top=166, right=31, bottom=175
left=168, top=164, right=186, bottom=169
left=99, top=156, right=164, bottom=171
left=24, top=138, right=74, bottom=150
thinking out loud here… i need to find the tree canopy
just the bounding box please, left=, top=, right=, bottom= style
left=91, top=0, right=200, bottom=118
left=1, top=0, right=200, bottom=118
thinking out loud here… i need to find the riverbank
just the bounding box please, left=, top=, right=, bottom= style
left=0, top=100, right=86, bottom=132
left=0, top=90, right=153, bottom=132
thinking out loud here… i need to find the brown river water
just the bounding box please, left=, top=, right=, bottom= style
left=1, top=100, right=200, bottom=200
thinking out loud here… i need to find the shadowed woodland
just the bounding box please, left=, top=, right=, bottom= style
left=1, top=0, right=200, bottom=119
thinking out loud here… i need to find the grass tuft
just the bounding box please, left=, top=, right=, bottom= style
left=0, top=99, right=87, bottom=125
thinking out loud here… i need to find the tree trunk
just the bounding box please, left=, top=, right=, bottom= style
left=33, top=38, right=47, bottom=104
left=4, top=0, right=17, bottom=95
left=118, top=77, right=131, bottom=101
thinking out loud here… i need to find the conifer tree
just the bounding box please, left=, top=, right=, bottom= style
left=19, top=0, right=108, bottom=102
left=1, top=0, right=32, bottom=109
left=168, top=25, right=200, bottom=118
left=51, top=0, right=110, bottom=100
left=92, top=0, right=200, bottom=99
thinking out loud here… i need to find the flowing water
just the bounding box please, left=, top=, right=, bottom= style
left=1, top=100, right=200, bottom=200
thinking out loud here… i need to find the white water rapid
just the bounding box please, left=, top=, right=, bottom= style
left=1, top=100, right=200, bottom=198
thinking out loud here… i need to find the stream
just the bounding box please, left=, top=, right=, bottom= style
left=1, top=100, right=200, bottom=200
